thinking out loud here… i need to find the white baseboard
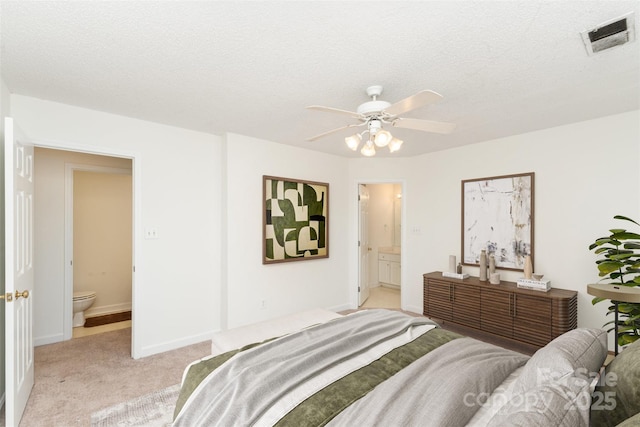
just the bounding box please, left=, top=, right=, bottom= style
left=403, top=304, right=423, bottom=315
left=85, top=302, right=132, bottom=318
left=136, top=330, right=214, bottom=359
left=35, top=333, right=65, bottom=347
left=327, top=303, right=354, bottom=312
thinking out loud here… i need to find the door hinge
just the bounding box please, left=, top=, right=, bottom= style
left=358, top=195, right=361, bottom=201
left=358, top=240, right=361, bottom=247
left=133, top=266, right=136, bottom=273
left=358, top=286, right=361, bottom=292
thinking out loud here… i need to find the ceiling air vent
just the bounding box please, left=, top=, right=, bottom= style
left=581, top=12, right=636, bottom=55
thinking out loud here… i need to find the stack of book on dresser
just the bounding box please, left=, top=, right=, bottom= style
left=516, top=278, right=551, bottom=292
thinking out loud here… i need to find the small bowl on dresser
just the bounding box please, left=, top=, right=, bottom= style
left=532, top=274, right=544, bottom=281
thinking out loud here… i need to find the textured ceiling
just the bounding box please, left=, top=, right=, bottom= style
left=1, top=1, right=639, bottom=158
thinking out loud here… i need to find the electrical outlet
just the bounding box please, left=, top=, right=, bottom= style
left=144, top=227, right=159, bottom=239
left=260, top=299, right=266, bottom=310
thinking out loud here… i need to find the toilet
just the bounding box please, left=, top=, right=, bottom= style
left=72, top=291, right=97, bottom=327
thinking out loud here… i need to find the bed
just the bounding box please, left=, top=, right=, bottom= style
left=171, top=308, right=638, bottom=426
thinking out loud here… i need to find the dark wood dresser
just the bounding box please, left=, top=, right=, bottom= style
left=423, top=271, right=577, bottom=350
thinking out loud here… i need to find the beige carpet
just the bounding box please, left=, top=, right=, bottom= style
left=15, top=328, right=210, bottom=427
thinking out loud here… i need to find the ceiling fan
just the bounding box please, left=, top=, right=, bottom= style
left=306, top=85, right=455, bottom=156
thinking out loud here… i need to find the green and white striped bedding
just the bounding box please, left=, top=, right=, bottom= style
left=173, top=309, right=529, bottom=426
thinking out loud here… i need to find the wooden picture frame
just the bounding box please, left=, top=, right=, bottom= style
left=263, top=175, right=329, bottom=264
left=461, top=172, right=534, bottom=271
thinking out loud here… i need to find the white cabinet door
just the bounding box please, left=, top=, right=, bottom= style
left=390, top=261, right=401, bottom=286
left=378, top=260, right=390, bottom=284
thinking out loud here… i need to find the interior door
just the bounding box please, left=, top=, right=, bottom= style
left=358, top=184, right=370, bottom=306
left=4, top=117, right=35, bottom=426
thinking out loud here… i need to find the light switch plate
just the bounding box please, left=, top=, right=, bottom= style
left=144, top=227, right=159, bottom=239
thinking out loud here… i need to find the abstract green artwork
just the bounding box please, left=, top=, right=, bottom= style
left=263, top=176, right=329, bottom=264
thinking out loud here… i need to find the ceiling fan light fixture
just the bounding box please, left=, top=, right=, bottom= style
left=388, top=137, right=404, bottom=153
left=345, top=133, right=361, bottom=151
left=361, top=140, right=376, bottom=157
left=374, top=129, right=392, bottom=147
left=306, top=85, right=454, bottom=157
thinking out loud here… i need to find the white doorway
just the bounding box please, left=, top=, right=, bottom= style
left=357, top=182, right=403, bottom=309
left=32, top=145, right=139, bottom=357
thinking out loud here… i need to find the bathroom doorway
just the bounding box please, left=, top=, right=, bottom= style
left=358, top=182, right=403, bottom=309
left=69, top=166, right=133, bottom=339
left=33, top=148, right=135, bottom=346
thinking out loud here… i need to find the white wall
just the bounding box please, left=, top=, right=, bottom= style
left=224, top=133, right=351, bottom=328
left=12, top=95, right=222, bottom=358
left=350, top=110, right=640, bottom=349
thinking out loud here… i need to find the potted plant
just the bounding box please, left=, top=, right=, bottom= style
left=588, top=215, right=640, bottom=346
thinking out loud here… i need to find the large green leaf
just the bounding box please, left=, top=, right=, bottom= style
left=620, top=334, right=639, bottom=345
left=610, top=229, right=627, bottom=234
left=598, top=261, right=624, bottom=274
left=609, top=253, right=637, bottom=260
left=619, top=303, right=640, bottom=313
left=611, top=231, right=640, bottom=240
left=595, top=237, right=622, bottom=246
left=624, top=243, right=640, bottom=250
left=614, top=215, right=640, bottom=226
left=625, top=314, right=640, bottom=322
left=609, top=272, right=625, bottom=280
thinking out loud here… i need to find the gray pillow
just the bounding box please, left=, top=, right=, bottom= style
left=590, top=338, right=640, bottom=426
left=510, top=328, right=607, bottom=396
left=487, top=328, right=607, bottom=426
left=487, top=378, right=591, bottom=427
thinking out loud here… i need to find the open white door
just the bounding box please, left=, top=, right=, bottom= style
left=358, top=184, right=370, bottom=306
left=4, top=117, right=35, bottom=426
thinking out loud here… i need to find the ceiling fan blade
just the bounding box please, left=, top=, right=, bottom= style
left=306, top=123, right=363, bottom=142
left=383, top=90, right=444, bottom=117
left=392, top=117, right=456, bottom=134
left=306, top=105, right=362, bottom=119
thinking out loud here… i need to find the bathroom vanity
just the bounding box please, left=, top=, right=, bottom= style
left=378, top=247, right=401, bottom=287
